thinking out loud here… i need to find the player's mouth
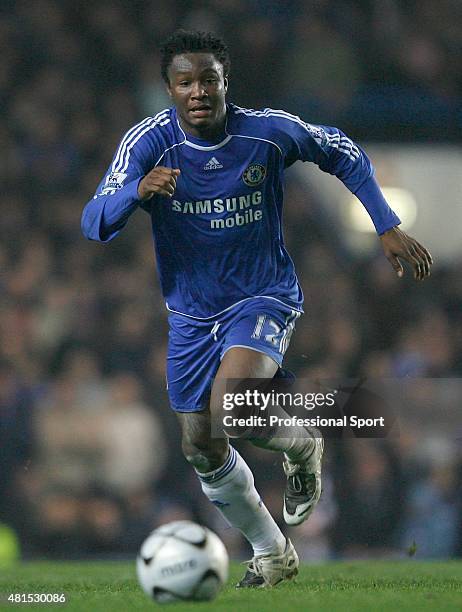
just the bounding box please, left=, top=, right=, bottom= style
left=189, top=105, right=212, bottom=118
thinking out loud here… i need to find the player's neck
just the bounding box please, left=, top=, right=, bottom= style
left=179, top=109, right=227, bottom=142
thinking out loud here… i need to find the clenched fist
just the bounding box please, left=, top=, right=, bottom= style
left=138, top=167, right=181, bottom=200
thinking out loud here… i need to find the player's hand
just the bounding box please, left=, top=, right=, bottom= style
left=380, top=226, right=433, bottom=281
left=138, top=167, right=181, bottom=200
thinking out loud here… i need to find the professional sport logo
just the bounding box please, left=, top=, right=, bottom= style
left=242, top=163, right=266, bottom=187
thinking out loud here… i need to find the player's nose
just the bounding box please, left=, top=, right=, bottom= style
left=190, top=81, right=207, bottom=99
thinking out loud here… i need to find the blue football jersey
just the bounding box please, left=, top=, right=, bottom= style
left=81, top=104, right=400, bottom=319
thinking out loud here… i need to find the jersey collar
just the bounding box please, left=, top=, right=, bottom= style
left=174, top=106, right=233, bottom=151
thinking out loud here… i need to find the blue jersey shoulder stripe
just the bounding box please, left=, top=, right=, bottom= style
left=323, top=132, right=360, bottom=159
left=112, top=114, right=161, bottom=172
left=263, top=111, right=360, bottom=161
left=232, top=105, right=360, bottom=162
left=111, top=109, right=171, bottom=173
left=112, top=116, right=153, bottom=171
left=116, top=111, right=171, bottom=173
left=119, top=114, right=171, bottom=173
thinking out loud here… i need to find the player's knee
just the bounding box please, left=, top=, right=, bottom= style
left=181, top=437, right=228, bottom=472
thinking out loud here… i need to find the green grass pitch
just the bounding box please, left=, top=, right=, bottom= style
left=1, top=561, right=461, bottom=611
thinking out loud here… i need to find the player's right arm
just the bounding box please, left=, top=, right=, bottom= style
left=81, top=118, right=179, bottom=243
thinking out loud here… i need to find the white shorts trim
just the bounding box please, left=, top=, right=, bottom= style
left=166, top=295, right=303, bottom=321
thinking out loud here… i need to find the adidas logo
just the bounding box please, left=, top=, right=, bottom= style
left=204, top=156, right=223, bottom=170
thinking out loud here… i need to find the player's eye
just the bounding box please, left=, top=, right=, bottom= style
left=179, top=81, right=190, bottom=87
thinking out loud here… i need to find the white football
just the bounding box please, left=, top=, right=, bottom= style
left=136, top=520, right=229, bottom=603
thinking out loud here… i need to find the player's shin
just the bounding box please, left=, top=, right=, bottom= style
left=252, top=433, right=315, bottom=461
left=196, top=446, right=286, bottom=557
left=248, top=403, right=320, bottom=462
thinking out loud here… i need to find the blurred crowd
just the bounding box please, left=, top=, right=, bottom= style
left=1, top=0, right=462, bottom=561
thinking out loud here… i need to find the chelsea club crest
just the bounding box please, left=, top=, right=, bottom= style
left=242, top=163, right=266, bottom=187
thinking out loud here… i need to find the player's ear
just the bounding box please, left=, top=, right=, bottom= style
left=223, top=76, right=228, bottom=93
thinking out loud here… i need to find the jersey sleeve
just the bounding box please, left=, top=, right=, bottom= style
left=271, top=112, right=401, bottom=235
left=81, top=118, right=161, bottom=242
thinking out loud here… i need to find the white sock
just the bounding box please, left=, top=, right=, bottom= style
left=197, top=446, right=286, bottom=557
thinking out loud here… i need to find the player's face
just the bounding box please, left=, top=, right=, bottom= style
left=167, top=53, right=228, bottom=139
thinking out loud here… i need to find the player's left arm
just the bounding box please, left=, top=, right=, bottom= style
left=276, top=116, right=433, bottom=280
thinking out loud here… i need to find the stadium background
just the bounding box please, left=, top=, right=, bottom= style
left=1, top=0, right=461, bottom=562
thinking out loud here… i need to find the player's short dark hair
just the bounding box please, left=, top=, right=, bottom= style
left=160, top=29, right=230, bottom=84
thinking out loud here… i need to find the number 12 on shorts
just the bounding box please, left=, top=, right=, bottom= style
left=251, top=313, right=298, bottom=355
left=252, top=314, right=280, bottom=344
